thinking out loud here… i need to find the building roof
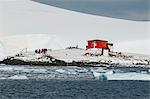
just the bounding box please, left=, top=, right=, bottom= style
left=88, top=39, right=108, bottom=42
left=107, top=43, right=113, bottom=46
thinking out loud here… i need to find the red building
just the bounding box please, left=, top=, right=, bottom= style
left=86, top=39, right=113, bottom=55
left=87, top=39, right=108, bottom=49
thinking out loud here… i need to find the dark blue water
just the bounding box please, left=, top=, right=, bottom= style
left=0, top=80, right=149, bottom=99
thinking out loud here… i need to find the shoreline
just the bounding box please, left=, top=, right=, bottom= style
left=0, top=49, right=149, bottom=69
left=0, top=57, right=150, bottom=69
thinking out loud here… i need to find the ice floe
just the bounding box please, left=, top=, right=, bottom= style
left=0, top=65, right=150, bottom=80
left=107, top=72, right=150, bottom=81
left=8, top=75, right=28, bottom=79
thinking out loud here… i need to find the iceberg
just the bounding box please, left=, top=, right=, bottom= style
left=56, top=69, right=66, bottom=73
left=93, top=72, right=108, bottom=80
left=93, top=71, right=150, bottom=81
left=107, top=72, right=150, bottom=81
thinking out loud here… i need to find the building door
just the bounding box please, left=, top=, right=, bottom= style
left=93, top=41, right=96, bottom=48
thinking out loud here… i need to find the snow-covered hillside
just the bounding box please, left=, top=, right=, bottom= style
left=2, top=48, right=149, bottom=68
left=0, top=0, right=149, bottom=56
left=48, top=49, right=150, bottom=67
left=0, top=34, right=68, bottom=61
left=114, top=39, right=150, bottom=55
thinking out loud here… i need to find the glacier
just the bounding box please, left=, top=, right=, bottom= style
left=0, top=0, right=149, bottom=57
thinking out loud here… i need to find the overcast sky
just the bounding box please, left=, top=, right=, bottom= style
left=33, top=0, right=150, bottom=21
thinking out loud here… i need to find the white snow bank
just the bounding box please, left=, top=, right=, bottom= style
left=49, top=49, right=86, bottom=62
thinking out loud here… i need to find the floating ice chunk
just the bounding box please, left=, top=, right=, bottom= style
left=66, top=69, right=77, bottom=74
left=31, top=68, right=47, bottom=73
left=140, top=70, right=147, bottom=74
left=8, top=75, right=28, bottom=79
left=93, top=72, right=107, bottom=80
left=93, top=72, right=102, bottom=77
left=0, top=64, right=6, bottom=66
left=56, top=69, right=66, bottom=73
left=93, top=67, right=107, bottom=73
left=93, top=71, right=150, bottom=81
left=148, top=69, right=150, bottom=73
left=76, top=69, right=88, bottom=73
left=67, top=71, right=77, bottom=74
left=92, top=70, right=114, bottom=80
left=0, top=66, right=13, bottom=71
left=105, top=70, right=114, bottom=75
left=107, top=72, right=150, bottom=81
left=0, top=77, right=7, bottom=79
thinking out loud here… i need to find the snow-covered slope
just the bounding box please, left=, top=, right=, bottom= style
left=114, top=39, right=150, bottom=55
left=48, top=49, right=150, bottom=66
left=0, top=0, right=149, bottom=56
left=0, top=44, right=5, bottom=61
left=0, top=34, right=69, bottom=61
left=5, top=48, right=148, bottom=68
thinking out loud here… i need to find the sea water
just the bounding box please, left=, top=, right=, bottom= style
left=0, top=80, right=149, bottom=99
left=0, top=65, right=149, bottom=99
